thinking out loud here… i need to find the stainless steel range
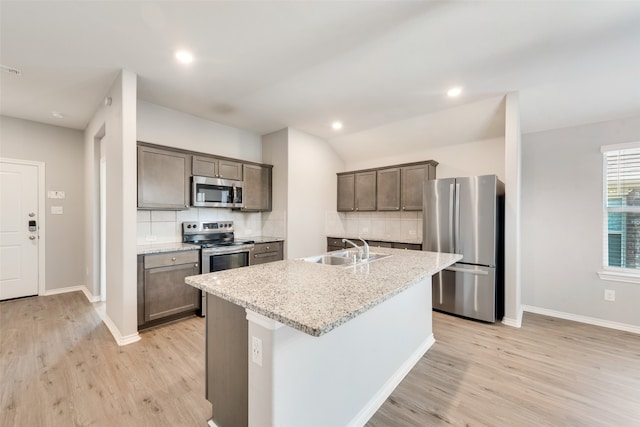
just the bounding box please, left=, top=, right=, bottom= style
left=182, top=221, right=254, bottom=315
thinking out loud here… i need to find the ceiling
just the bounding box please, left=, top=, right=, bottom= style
left=2, top=1, right=640, bottom=159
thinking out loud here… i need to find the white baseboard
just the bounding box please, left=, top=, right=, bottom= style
left=522, top=305, right=640, bottom=335
left=347, top=334, right=436, bottom=427
left=42, top=285, right=100, bottom=302
left=101, top=312, right=141, bottom=346
left=502, top=316, right=522, bottom=328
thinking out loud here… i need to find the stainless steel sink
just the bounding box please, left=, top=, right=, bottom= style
left=303, top=255, right=355, bottom=266
left=301, top=251, right=391, bottom=267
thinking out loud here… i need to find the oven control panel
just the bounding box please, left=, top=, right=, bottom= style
left=182, top=221, right=234, bottom=234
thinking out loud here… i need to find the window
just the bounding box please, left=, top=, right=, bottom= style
left=602, top=144, right=640, bottom=276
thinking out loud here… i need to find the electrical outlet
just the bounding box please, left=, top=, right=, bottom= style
left=251, top=336, right=262, bottom=366
left=604, top=289, right=615, bottom=302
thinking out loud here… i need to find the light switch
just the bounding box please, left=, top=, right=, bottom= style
left=47, top=191, right=65, bottom=199
left=51, top=206, right=63, bottom=214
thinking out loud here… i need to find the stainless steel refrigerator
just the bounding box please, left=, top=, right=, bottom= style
left=423, top=175, right=504, bottom=322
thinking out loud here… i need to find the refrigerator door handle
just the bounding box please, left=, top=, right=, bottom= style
left=444, top=266, right=489, bottom=275
left=454, top=182, right=460, bottom=254
left=449, top=183, right=455, bottom=252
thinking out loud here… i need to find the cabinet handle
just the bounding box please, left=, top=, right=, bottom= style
left=172, top=257, right=177, bottom=262
left=266, top=246, right=270, bottom=250
left=195, top=263, right=198, bottom=268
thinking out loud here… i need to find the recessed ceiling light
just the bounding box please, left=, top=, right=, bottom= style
left=447, top=86, right=463, bottom=97
left=332, top=121, right=343, bottom=130
left=175, top=50, right=193, bottom=64
left=52, top=111, right=65, bottom=119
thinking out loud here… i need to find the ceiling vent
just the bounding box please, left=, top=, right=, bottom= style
left=0, top=64, right=22, bottom=76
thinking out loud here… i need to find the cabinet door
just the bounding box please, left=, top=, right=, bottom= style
left=219, top=160, right=243, bottom=180
left=144, top=262, right=200, bottom=322
left=401, top=164, right=431, bottom=211
left=376, top=168, right=401, bottom=211
left=251, top=241, right=283, bottom=265
left=138, top=146, right=190, bottom=209
left=242, top=164, right=272, bottom=211
left=337, top=174, right=355, bottom=212
left=192, top=155, right=218, bottom=178
left=355, top=171, right=376, bottom=211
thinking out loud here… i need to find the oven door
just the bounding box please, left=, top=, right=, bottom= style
left=200, top=248, right=252, bottom=317
left=203, top=251, right=250, bottom=272
left=192, top=176, right=243, bottom=208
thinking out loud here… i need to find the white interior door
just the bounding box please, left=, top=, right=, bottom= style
left=0, top=160, right=39, bottom=300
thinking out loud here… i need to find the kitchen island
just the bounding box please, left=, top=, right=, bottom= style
left=186, top=248, right=461, bottom=427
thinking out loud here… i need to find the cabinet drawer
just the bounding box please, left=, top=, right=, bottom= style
left=392, top=242, right=422, bottom=251
left=252, top=252, right=282, bottom=265
left=368, top=240, right=393, bottom=248
left=327, top=237, right=345, bottom=248
left=253, top=241, right=283, bottom=255
left=144, top=250, right=199, bottom=269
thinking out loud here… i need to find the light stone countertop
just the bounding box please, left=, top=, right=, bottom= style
left=185, top=248, right=461, bottom=337
left=137, top=242, right=200, bottom=255
left=240, top=236, right=284, bottom=244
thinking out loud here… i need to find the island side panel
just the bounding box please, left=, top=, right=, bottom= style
left=247, top=276, right=434, bottom=427
left=207, top=294, right=248, bottom=427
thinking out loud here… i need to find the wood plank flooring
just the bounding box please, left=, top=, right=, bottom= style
left=367, top=311, right=640, bottom=427
left=1, top=291, right=639, bottom=426
left=1, top=292, right=210, bottom=426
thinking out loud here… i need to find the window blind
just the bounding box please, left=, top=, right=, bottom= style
left=604, top=147, right=640, bottom=270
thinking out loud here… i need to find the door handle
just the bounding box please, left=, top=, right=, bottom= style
left=29, top=235, right=36, bottom=240
left=445, top=266, right=489, bottom=276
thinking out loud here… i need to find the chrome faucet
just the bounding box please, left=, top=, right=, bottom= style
left=358, top=238, right=370, bottom=260
left=342, top=238, right=363, bottom=261
left=342, top=238, right=370, bottom=261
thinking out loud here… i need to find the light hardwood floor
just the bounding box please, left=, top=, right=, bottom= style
left=1, top=291, right=639, bottom=426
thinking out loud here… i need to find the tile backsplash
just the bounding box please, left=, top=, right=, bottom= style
left=137, top=208, right=264, bottom=244
left=138, top=208, right=420, bottom=245
left=325, top=211, right=422, bottom=243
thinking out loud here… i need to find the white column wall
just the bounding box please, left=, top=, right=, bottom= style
left=503, top=92, right=523, bottom=327
left=84, top=69, right=139, bottom=345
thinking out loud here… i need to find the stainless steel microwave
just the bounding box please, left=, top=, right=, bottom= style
left=192, top=176, right=243, bottom=208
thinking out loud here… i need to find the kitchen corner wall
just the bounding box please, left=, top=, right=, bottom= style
left=325, top=211, right=422, bottom=243
left=137, top=208, right=263, bottom=244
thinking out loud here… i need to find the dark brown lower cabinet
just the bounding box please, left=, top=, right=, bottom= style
left=206, top=294, right=248, bottom=427
left=250, top=241, right=283, bottom=265
left=327, top=237, right=421, bottom=252
left=137, top=250, right=200, bottom=330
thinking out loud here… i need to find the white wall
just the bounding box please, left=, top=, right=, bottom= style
left=504, top=92, right=523, bottom=327
left=261, top=128, right=344, bottom=259
left=344, top=137, right=505, bottom=181
left=287, top=129, right=345, bottom=258
left=0, top=116, right=85, bottom=292
left=137, top=100, right=262, bottom=162
left=521, top=114, right=640, bottom=328
left=84, top=70, right=139, bottom=344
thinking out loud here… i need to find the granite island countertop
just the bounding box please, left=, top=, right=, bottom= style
left=185, top=248, right=461, bottom=337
